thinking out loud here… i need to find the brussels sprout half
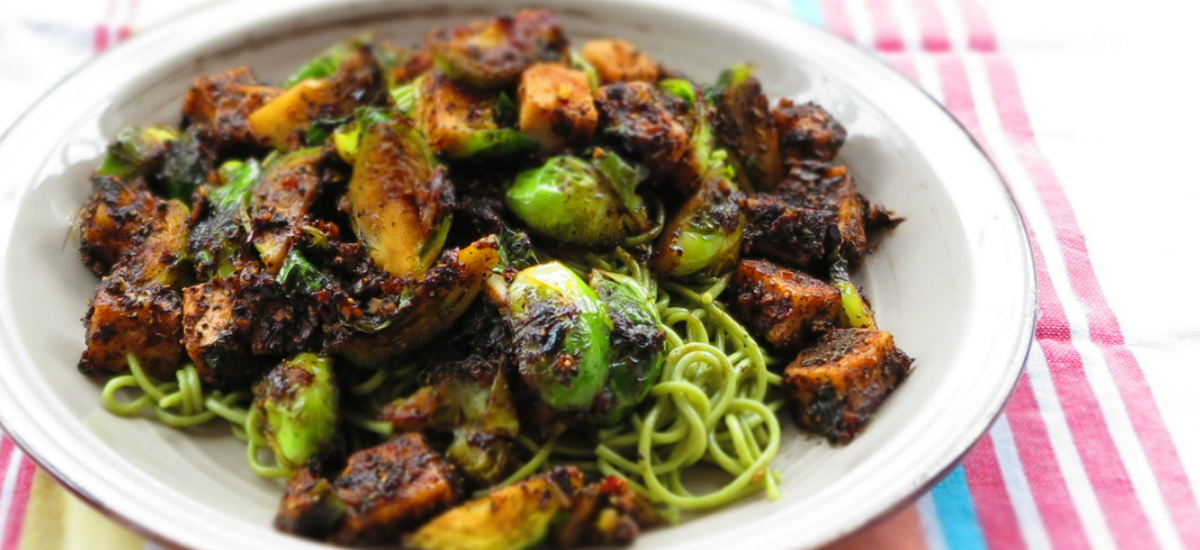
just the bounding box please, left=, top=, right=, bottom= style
left=506, top=262, right=612, bottom=411
left=254, top=353, right=340, bottom=469
left=505, top=153, right=650, bottom=247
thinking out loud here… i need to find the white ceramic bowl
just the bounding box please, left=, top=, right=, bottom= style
left=0, top=1, right=1035, bottom=549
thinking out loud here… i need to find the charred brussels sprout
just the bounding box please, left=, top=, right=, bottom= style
left=190, top=159, right=261, bottom=280
left=710, top=65, right=783, bottom=191
left=426, top=9, right=568, bottom=89
left=405, top=467, right=585, bottom=550
left=506, top=262, right=612, bottom=411
left=254, top=353, right=340, bottom=469
left=589, top=271, right=666, bottom=425
left=97, top=126, right=179, bottom=181
left=417, top=71, right=537, bottom=160
left=505, top=153, right=650, bottom=247
left=650, top=177, right=745, bottom=278
left=380, top=361, right=520, bottom=486
left=345, top=115, right=453, bottom=278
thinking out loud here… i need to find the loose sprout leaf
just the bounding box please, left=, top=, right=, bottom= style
left=306, top=115, right=352, bottom=147
left=495, top=91, right=519, bottom=127
left=390, top=76, right=422, bottom=114
left=658, top=78, right=697, bottom=107
left=593, top=150, right=651, bottom=233
left=278, top=249, right=332, bottom=294
left=570, top=51, right=600, bottom=93
left=212, top=159, right=262, bottom=212
left=498, top=226, right=538, bottom=272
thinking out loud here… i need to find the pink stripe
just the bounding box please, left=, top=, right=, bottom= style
left=0, top=439, right=13, bottom=483
left=935, top=55, right=1091, bottom=550
left=909, top=0, right=950, bottom=51
left=1005, top=378, right=1093, bottom=549
left=883, top=54, right=918, bottom=81
left=0, top=459, right=35, bottom=550
left=955, top=0, right=997, bottom=52
left=962, top=436, right=1028, bottom=550
left=936, top=49, right=1160, bottom=549
left=986, top=57, right=1200, bottom=549
left=92, top=26, right=109, bottom=53
left=864, top=0, right=904, bottom=51
left=819, top=0, right=857, bottom=42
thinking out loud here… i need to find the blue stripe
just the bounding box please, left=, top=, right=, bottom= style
left=931, top=466, right=990, bottom=550
left=788, top=0, right=826, bottom=27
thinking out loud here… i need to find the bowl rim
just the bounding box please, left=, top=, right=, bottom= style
left=0, top=1, right=1037, bottom=549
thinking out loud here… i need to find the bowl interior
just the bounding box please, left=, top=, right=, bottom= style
left=0, top=1, right=1031, bottom=549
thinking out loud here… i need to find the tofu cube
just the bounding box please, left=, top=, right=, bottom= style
left=78, top=275, right=183, bottom=378
left=581, top=39, right=660, bottom=84
left=783, top=328, right=913, bottom=443
left=333, top=433, right=461, bottom=544
left=518, top=63, right=598, bottom=154
left=729, top=259, right=841, bottom=350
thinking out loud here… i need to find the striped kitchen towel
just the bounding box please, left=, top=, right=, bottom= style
left=1, top=0, right=1197, bottom=549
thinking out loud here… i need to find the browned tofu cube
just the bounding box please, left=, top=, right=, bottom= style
left=783, top=328, right=913, bottom=443
left=183, top=67, right=280, bottom=149
left=739, top=194, right=836, bottom=270
left=595, top=81, right=695, bottom=191
left=773, top=99, right=847, bottom=163
left=77, top=176, right=157, bottom=277
left=275, top=466, right=347, bottom=540
left=78, top=275, right=183, bottom=378
left=581, top=39, right=660, bottom=84
left=518, top=63, right=598, bottom=154
left=333, top=433, right=461, bottom=544
left=730, top=259, right=841, bottom=350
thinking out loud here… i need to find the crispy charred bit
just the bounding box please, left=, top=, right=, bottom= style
left=556, top=475, right=663, bottom=548
left=742, top=161, right=899, bottom=269
left=249, top=47, right=387, bottom=150
left=596, top=81, right=694, bottom=189
left=392, top=47, right=433, bottom=85
left=773, top=99, right=847, bottom=164
left=77, top=176, right=158, bottom=277
left=426, top=9, right=569, bottom=88
left=276, top=465, right=348, bottom=540
left=783, top=328, right=913, bottom=444
left=327, top=236, right=501, bottom=367
left=405, top=466, right=585, bottom=550
left=78, top=273, right=184, bottom=378
left=729, top=259, right=841, bottom=351
left=517, top=63, right=599, bottom=154
left=739, top=193, right=835, bottom=271
left=182, top=67, right=281, bottom=150
left=713, top=75, right=784, bottom=191
left=181, top=267, right=319, bottom=389
left=331, top=432, right=461, bottom=545
left=250, top=149, right=328, bottom=274
left=582, top=39, right=660, bottom=84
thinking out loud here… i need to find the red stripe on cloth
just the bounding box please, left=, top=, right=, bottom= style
left=986, top=57, right=1200, bottom=549
left=955, top=0, right=997, bottom=52
left=909, top=0, right=950, bottom=51
left=864, top=0, right=904, bottom=51
left=820, top=0, right=857, bottom=42
left=934, top=54, right=1090, bottom=550
left=0, top=459, right=35, bottom=550
left=962, top=435, right=1027, bottom=550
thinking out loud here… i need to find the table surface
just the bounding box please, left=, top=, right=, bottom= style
left=1, top=1, right=1198, bottom=549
